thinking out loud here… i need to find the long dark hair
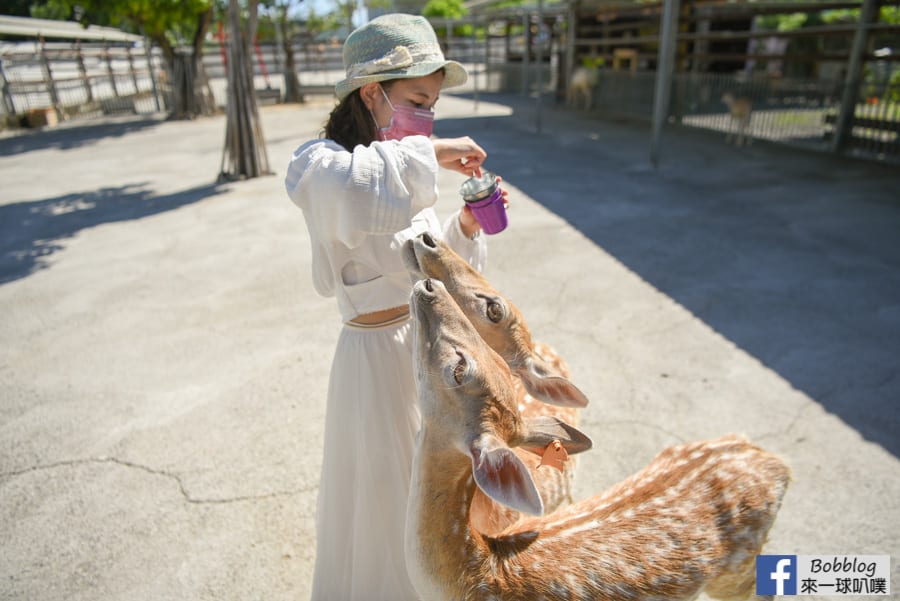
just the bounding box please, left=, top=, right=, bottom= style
left=325, top=83, right=394, bottom=151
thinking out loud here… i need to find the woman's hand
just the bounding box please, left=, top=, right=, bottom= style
left=458, top=205, right=481, bottom=239
left=433, top=137, right=487, bottom=176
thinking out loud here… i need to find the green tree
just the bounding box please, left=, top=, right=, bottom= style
left=422, top=0, right=468, bottom=20
left=423, top=0, right=472, bottom=38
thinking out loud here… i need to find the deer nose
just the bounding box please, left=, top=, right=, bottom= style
left=420, top=232, right=437, bottom=249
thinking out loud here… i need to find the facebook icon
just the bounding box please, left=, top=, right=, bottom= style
left=757, top=555, right=798, bottom=595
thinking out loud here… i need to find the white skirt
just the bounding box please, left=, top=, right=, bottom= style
left=311, top=317, right=422, bottom=601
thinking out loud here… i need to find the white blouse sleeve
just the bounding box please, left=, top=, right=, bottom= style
left=442, top=209, right=487, bottom=273
left=285, top=136, right=439, bottom=250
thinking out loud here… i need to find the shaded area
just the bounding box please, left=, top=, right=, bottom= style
left=0, top=182, right=225, bottom=283
left=0, top=117, right=164, bottom=157
left=437, top=95, right=900, bottom=457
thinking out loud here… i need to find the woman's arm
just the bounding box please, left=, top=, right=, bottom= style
left=442, top=209, right=487, bottom=273
left=285, top=137, right=440, bottom=249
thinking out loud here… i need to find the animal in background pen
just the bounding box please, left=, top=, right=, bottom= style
left=568, top=66, right=599, bottom=111
left=722, top=92, right=753, bottom=147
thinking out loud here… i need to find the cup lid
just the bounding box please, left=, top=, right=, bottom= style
left=459, top=171, right=498, bottom=201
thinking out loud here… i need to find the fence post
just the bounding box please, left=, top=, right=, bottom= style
left=271, top=38, right=282, bottom=81
left=650, top=0, right=681, bottom=167
left=38, top=36, right=62, bottom=118
left=471, top=16, right=480, bottom=109
left=0, top=59, right=15, bottom=116
left=565, top=0, right=576, bottom=94
left=484, top=14, right=491, bottom=101
left=126, top=45, right=140, bottom=94
left=831, top=0, right=879, bottom=154
left=444, top=18, right=452, bottom=54
left=521, top=12, right=530, bottom=96
left=105, top=42, right=120, bottom=97
left=535, top=0, right=544, bottom=134
left=145, top=40, right=162, bottom=111
left=75, top=40, right=94, bottom=103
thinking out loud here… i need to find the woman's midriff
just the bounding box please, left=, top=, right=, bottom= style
left=348, top=304, right=410, bottom=326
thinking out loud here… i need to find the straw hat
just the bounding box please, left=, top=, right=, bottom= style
left=335, top=13, right=468, bottom=100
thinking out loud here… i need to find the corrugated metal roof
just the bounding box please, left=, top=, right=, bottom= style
left=0, top=15, right=142, bottom=43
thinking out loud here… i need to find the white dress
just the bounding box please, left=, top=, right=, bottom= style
left=285, top=136, right=486, bottom=600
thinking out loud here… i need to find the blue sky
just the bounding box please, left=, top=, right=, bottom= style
left=289, top=0, right=370, bottom=26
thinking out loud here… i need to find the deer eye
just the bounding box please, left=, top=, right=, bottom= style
left=486, top=300, right=505, bottom=323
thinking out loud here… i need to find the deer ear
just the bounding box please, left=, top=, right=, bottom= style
left=518, top=416, right=594, bottom=456
left=470, top=435, right=544, bottom=516
left=516, top=356, right=590, bottom=408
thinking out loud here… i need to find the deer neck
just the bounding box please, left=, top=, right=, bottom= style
left=406, top=423, right=486, bottom=600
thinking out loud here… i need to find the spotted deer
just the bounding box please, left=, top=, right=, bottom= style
left=403, top=232, right=589, bottom=531
left=406, top=277, right=791, bottom=601
left=721, top=92, right=753, bottom=146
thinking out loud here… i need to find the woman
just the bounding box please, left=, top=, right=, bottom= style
left=284, top=13, right=507, bottom=600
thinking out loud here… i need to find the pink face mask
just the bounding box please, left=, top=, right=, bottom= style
left=375, top=85, right=434, bottom=141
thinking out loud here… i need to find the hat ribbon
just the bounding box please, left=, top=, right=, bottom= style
left=347, top=45, right=415, bottom=79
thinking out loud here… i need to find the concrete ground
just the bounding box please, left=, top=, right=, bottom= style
left=0, top=93, right=897, bottom=601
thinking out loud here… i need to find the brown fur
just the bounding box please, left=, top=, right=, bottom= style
left=407, top=278, right=790, bottom=601
left=721, top=92, right=753, bottom=147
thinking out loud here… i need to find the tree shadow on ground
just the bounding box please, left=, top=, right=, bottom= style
left=0, top=117, right=164, bottom=157
left=437, top=96, right=900, bottom=457
left=0, top=181, right=225, bottom=284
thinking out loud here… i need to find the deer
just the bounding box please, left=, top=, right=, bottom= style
left=721, top=92, right=753, bottom=147
left=406, top=276, right=791, bottom=601
left=567, top=66, right=599, bottom=111
left=403, top=231, right=589, bottom=532
left=402, top=232, right=588, bottom=411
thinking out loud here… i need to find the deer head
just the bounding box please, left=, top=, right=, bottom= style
left=404, top=232, right=589, bottom=409
left=410, top=277, right=592, bottom=516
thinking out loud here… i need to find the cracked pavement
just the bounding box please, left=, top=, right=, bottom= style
left=1, top=94, right=899, bottom=600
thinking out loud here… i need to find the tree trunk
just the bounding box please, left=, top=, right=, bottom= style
left=277, top=5, right=304, bottom=103
left=170, top=50, right=199, bottom=119
left=282, top=36, right=304, bottom=103
left=162, top=6, right=215, bottom=120
left=219, top=0, right=271, bottom=180
left=191, top=6, right=216, bottom=115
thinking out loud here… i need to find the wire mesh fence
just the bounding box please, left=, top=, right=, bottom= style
left=575, top=69, right=898, bottom=161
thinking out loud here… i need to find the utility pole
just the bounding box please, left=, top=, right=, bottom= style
left=831, top=0, right=879, bottom=154
left=649, top=0, right=681, bottom=168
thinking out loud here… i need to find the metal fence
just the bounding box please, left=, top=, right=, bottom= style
left=198, top=35, right=543, bottom=103
left=0, top=39, right=348, bottom=122
left=581, top=70, right=899, bottom=161
left=201, top=38, right=345, bottom=101
left=3, top=35, right=897, bottom=164
left=0, top=41, right=164, bottom=122
left=677, top=73, right=842, bottom=153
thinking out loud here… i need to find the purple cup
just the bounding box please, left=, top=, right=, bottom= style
left=459, top=171, right=508, bottom=235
